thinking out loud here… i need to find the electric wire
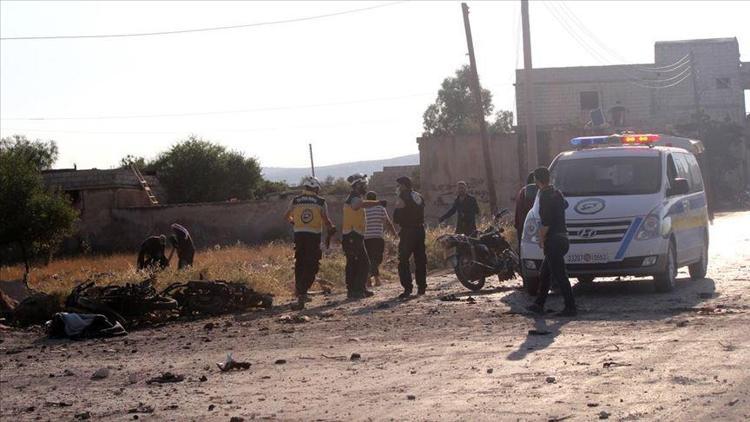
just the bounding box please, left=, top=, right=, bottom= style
left=0, top=92, right=434, bottom=122
left=544, top=3, right=692, bottom=90
left=553, top=2, right=690, bottom=74
left=0, top=1, right=405, bottom=41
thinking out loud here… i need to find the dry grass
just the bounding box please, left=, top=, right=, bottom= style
left=0, top=223, right=516, bottom=298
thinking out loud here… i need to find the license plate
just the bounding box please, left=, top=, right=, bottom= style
left=565, top=252, right=609, bottom=264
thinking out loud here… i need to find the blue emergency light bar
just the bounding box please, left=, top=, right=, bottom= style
left=570, top=134, right=660, bottom=148
left=570, top=135, right=616, bottom=148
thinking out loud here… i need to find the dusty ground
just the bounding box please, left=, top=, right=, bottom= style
left=1, top=212, right=749, bottom=421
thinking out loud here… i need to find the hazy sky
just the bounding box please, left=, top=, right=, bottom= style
left=1, top=1, right=748, bottom=169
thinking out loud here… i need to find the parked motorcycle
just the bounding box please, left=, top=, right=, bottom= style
left=437, top=209, right=520, bottom=291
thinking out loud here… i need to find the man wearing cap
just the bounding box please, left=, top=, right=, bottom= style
left=393, top=176, right=427, bottom=299
left=438, top=181, right=481, bottom=236
left=342, top=173, right=377, bottom=299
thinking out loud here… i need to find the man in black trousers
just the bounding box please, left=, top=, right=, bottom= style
left=526, top=167, right=577, bottom=317
left=393, top=176, right=427, bottom=299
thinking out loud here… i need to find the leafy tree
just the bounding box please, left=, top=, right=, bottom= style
left=0, top=136, right=77, bottom=282
left=489, top=110, right=514, bottom=134
left=423, top=65, right=494, bottom=137
left=319, top=176, right=350, bottom=195
left=675, top=113, right=745, bottom=203
left=254, top=179, right=290, bottom=198
left=148, top=136, right=263, bottom=203
left=119, top=154, right=147, bottom=169
left=0, top=135, right=58, bottom=169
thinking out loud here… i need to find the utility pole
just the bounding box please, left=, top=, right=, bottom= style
left=689, top=51, right=701, bottom=116
left=521, top=0, right=538, bottom=174
left=308, top=143, right=315, bottom=178
left=461, top=2, right=498, bottom=213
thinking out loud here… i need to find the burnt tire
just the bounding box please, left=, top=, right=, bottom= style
left=655, top=241, right=677, bottom=292
left=454, top=254, right=486, bottom=291
left=522, top=276, right=540, bottom=296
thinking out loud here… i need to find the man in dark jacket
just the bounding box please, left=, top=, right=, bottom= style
left=392, top=176, right=427, bottom=299
left=526, top=167, right=577, bottom=317
left=514, top=172, right=538, bottom=245
left=137, top=235, right=169, bottom=270
left=438, top=181, right=480, bottom=236
left=169, top=223, right=195, bottom=269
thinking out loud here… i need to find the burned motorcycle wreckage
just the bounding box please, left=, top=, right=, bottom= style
left=66, top=280, right=178, bottom=327
left=65, top=279, right=272, bottom=327
left=162, top=280, right=272, bottom=317
left=438, top=209, right=520, bottom=291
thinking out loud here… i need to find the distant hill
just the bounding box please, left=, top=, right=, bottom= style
left=262, top=154, right=419, bottom=184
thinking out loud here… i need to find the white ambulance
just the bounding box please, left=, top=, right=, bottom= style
left=520, top=134, right=710, bottom=293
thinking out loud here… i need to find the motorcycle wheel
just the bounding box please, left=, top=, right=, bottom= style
left=454, top=255, right=485, bottom=291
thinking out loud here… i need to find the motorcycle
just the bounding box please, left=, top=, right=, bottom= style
left=437, top=209, right=520, bottom=291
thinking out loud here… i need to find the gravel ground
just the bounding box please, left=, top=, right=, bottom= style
left=1, top=211, right=749, bottom=421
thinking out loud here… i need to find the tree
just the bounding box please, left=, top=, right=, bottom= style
left=0, top=135, right=58, bottom=169
left=423, top=66, right=514, bottom=137
left=147, top=136, right=263, bottom=203
left=119, top=154, right=147, bottom=169
left=423, top=65, right=494, bottom=137
left=254, top=180, right=289, bottom=198
left=319, top=176, right=350, bottom=195
left=0, top=136, right=77, bottom=282
left=489, top=110, right=514, bottom=134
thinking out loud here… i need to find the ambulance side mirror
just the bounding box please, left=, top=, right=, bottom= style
left=668, top=178, right=690, bottom=196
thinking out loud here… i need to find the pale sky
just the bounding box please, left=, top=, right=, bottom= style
left=1, top=1, right=748, bottom=169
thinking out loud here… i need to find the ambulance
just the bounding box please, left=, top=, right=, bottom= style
left=520, top=134, right=710, bottom=293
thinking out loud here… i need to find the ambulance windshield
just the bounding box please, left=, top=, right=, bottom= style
left=552, top=156, right=662, bottom=196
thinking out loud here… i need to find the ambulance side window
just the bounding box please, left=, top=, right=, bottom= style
left=666, top=154, right=678, bottom=186
left=673, top=154, right=692, bottom=187
left=684, top=154, right=705, bottom=192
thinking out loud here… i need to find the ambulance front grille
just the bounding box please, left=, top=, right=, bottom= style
left=567, top=219, right=632, bottom=244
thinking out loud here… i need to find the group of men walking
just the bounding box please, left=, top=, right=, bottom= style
left=286, top=174, right=428, bottom=309
left=285, top=167, right=577, bottom=316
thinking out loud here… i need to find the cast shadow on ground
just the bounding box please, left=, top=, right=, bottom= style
left=501, top=275, right=717, bottom=359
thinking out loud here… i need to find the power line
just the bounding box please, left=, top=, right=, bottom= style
left=544, top=3, right=692, bottom=90
left=0, top=92, right=435, bottom=121
left=0, top=1, right=405, bottom=41
left=553, top=2, right=690, bottom=74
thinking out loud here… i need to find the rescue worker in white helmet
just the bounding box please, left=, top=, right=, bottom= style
left=342, top=173, right=380, bottom=299
left=284, top=176, right=334, bottom=310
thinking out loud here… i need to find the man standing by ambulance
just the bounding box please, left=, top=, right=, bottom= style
left=285, top=176, right=334, bottom=310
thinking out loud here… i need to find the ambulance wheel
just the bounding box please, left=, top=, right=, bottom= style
left=689, top=240, right=708, bottom=280
left=654, top=241, right=677, bottom=292
left=522, top=276, right=540, bottom=296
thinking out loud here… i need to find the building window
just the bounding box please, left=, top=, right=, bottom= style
left=580, top=91, right=599, bottom=110
left=715, top=78, right=730, bottom=89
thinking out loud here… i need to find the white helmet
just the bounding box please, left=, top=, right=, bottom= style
left=347, top=173, right=368, bottom=187
left=301, top=176, right=321, bottom=191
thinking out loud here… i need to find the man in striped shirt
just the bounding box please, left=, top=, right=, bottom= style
left=363, top=191, right=396, bottom=287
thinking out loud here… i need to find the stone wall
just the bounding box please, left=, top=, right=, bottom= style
left=76, top=194, right=397, bottom=252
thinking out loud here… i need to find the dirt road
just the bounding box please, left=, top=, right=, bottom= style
left=2, top=212, right=749, bottom=421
